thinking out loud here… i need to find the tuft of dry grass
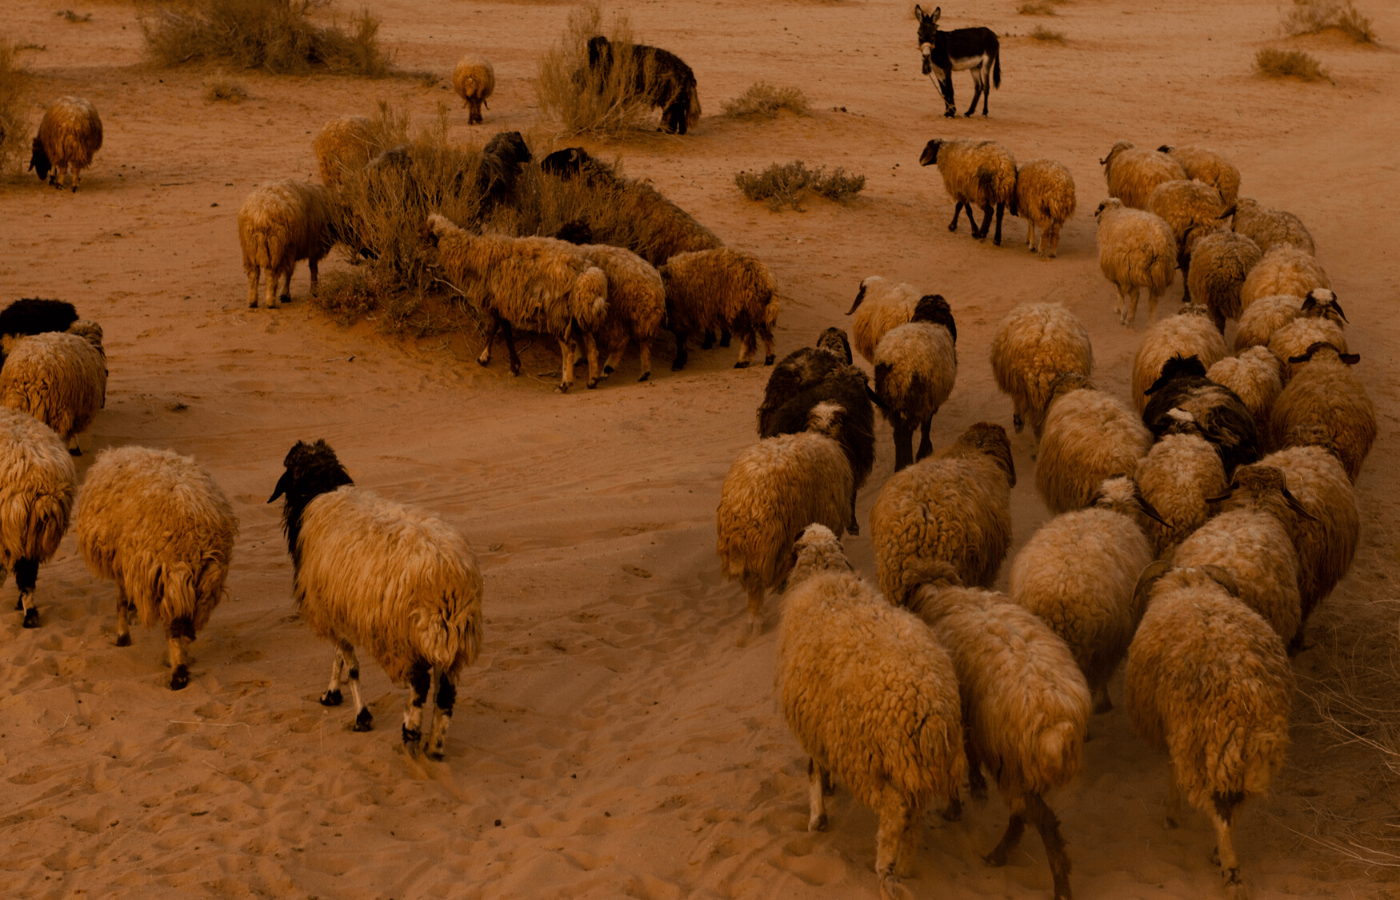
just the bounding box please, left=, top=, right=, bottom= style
left=0, top=43, right=32, bottom=174
left=1017, top=0, right=1065, bottom=15
left=721, top=82, right=809, bottom=119
left=203, top=77, right=248, bottom=102
left=1029, top=25, right=1066, bottom=42
left=1283, top=0, right=1376, bottom=43
left=140, top=0, right=392, bottom=76
left=1256, top=47, right=1328, bottom=80
left=59, top=10, right=93, bottom=23
left=735, top=160, right=865, bottom=211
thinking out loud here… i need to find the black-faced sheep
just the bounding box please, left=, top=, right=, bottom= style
left=989, top=303, right=1094, bottom=438
left=585, top=35, right=701, bottom=135
left=470, top=130, right=533, bottom=218
left=1141, top=355, right=1259, bottom=478
left=1222, top=196, right=1315, bottom=255
left=872, top=294, right=958, bottom=471
left=1188, top=230, right=1263, bottom=332
left=1130, top=304, right=1229, bottom=414
left=0, top=297, right=80, bottom=365
left=919, top=138, right=1017, bottom=245
left=0, top=406, right=76, bottom=629
left=268, top=440, right=483, bottom=759
left=0, top=325, right=107, bottom=455
left=1035, top=373, right=1152, bottom=515
left=1134, top=411, right=1229, bottom=558
left=846, top=276, right=919, bottom=365
left=76, top=446, right=237, bottom=690
left=660, top=248, right=779, bottom=371
left=1207, top=346, right=1284, bottom=455
left=1267, top=289, right=1348, bottom=380
left=777, top=524, right=966, bottom=900
left=29, top=96, right=103, bottom=192
left=1099, top=141, right=1186, bottom=210
left=238, top=180, right=341, bottom=309
left=1094, top=198, right=1177, bottom=327
left=1009, top=158, right=1076, bottom=259
left=452, top=54, right=495, bottom=125
left=1270, top=342, right=1375, bottom=484
left=1239, top=245, right=1329, bottom=311
left=1157, top=145, right=1241, bottom=207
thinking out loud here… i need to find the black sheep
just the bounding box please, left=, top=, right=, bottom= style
left=0, top=298, right=80, bottom=367
left=585, top=36, right=701, bottom=135
left=1143, top=354, right=1259, bottom=477
left=467, top=131, right=532, bottom=217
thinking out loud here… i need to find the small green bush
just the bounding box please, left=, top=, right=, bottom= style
left=735, top=160, right=865, bottom=211
left=1283, top=0, right=1376, bottom=43
left=1255, top=47, right=1327, bottom=80
left=721, top=83, right=809, bottom=119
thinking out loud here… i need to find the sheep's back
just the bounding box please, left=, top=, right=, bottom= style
left=1172, top=509, right=1301, bottom=644
left=1271, top=360, right=1376, bottom=483
left=1258, top=445, right=1358, bottom=615
left=1105, top=149, right=1185, bottom=209
left=0, top=331, right=107, bottom=441
left=0, top=407, right=75, bottom=564
left=1013, top=159, right=1076, bottom=225
left=873, top=321, right=956, bottom=421
left=237, top=180, right=336, bottom=269
left=313, top=116, right=376, bottom=189
left=1188, top=230, right=1262, bottom=326
left=851, top=279, right=918, bottom=365
left=990, top=303, right=1093, bottom=437
left=1096, top=206, right=1176, bottom=289
left=939, top=140, right=1016, bottom=206
left=584, top=244, right=665, bottom=343
left=1135, top=433, right=1228, bottom=557
left=452, top=55, right=496, bottom=100
left=1036, top=390, right=1151, bottom=514
left=1240, top=247, right=1328, bottom=309
left=1164, top=146, right=1241, bottom=207
left=38, top=97, right=103, bottom=168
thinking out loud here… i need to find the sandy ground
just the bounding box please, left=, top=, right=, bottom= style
left=3, top=0, right=1399, bottom=897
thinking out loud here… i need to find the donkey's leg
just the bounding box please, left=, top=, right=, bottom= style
left=965, top=72, right=985, bottom=117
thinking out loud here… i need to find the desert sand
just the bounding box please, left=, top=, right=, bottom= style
left=3, top=0, right=1399, bottom=897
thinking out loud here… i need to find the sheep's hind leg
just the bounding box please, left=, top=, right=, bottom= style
left=636, top=338, right=652, bottom=382
left=1025, top=791, right=1074, bottom=900
left=993, top=202, right=1006, bottom=245
left=425, top=669, right=456, bottom=760
left=916, top=414, right=934, bottom=461
left=807, top=758, right=828, bottom=832
left=557, top=334, right=577, bottom=393
left=974, top=204, right=993, bottom=240
left=983, top=802, right=1026, bottom=867
left=477, top=312, right=500, bottom=367
left=320, top=643, right=348, bottom=706
left=602, top=335, right=627, bottom=377
left=733, top=331, right=757, bottom=369
left=402, top=659, right=431, bottom=750
left=738, top=580, right=765, bottom=645
left=500, top=321, right=521, bottom=376
left=875, top=787, right=916, bottom=900
left=891, top=418, right=914, bottom=472
left=115, top=586, right=133, bottom=646
left=1210, top=792, right=1247, bottom=900
left=581, top=328, right=603, bottom=389
left=670, top=328, right=690, bottom=371
left=343, top=646, right=373, bottom=731
left=166, top=616, right=195, bottom=690
left=246, top=266, right=261, bottom=309
left=15, top=558, right=39, bottom=629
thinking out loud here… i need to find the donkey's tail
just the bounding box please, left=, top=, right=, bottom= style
left=993, top=47, right=1001, bottom=89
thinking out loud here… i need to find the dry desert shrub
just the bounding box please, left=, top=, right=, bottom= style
left=735, top=160, right=865, bottom=211
left=534, top=2, right=664, bottom=137
left=1030, top=25, right=1067, bottom=42
left=1283, top=0, right=1376, bottom=43
left=0, top=43, right=32, bottom=173
left=59, top=10, right=93, bottom=23
left=721, top=82, right=809, bottom=119
left=1256, top=47, right=1327, bottom=80
left=140, top=0, right=391, bottom=76
left=1017, top=0, right=1065, bottom=15
left=203, top=77, right=248, bottom=102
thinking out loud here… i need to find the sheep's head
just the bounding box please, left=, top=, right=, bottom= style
left=918, top=140, right=944, bottom=167
left=553, top=219, right=593, bottom=245
left=815, top=327, right=853, bottom=365
left=540, top=147, right=590, bottom=179
left=899, top=559, right=962, bottom=617
left=912, top=294, right=956, bottom=342
left=1144, top=355, right=1207, bottom=397
left=67, top=319, right=104, bottom=354
left=941, top=422, right=1015, bottom=487
left=1092, top=476, right=1168, bottom=527
left=1043, top=371, right=1094, bottom=418
left=788, top=523, right=852, bottom=588
left=1206, top=464, right=1315, bottom=522
left=1156, top=144, right=1176, bottom=154
left=268, top=440, right=355, bottom=566
left=28, top=136, right=50, bottom=181
left=1287, top=341, right=1358, bottom=368
left=805, top=401, right=847, bottom=439
left=846, top=277, right=878, bottom=315
left=1093, top=197, right=1124, bottom=219
left=1238, top=344, right=1285, bottom=381
left=1301, top=288, right=1347, bottom=324
left=484, top=130, right=532, bottom=166
left=1098, top=141, right=1134, bottom=169
left=586, top=35, right=612, bottom=69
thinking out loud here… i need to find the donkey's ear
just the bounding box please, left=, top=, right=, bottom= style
left=914, top=4, right=925, bottom=20
left=932, top=6, right=941, bottom=22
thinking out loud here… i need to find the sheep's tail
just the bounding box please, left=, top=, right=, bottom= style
left=993, top=48, right=1001, bottom=90
left=161, top=565, right=198, bottom=631
left=1036, top=720, right=1083, bottom=787
left=6, top=485, right=73, bottom=560
left=572, top=266, right=609, bottom=331
left=685, top=82, right=702, bottom=128
left=414, top=595, right=483, bottom=670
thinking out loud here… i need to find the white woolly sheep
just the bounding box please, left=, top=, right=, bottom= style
left=1035, top=373, right=1153, bottom=514
left=1130, top=304, right=1228, bottom=413
left=872, top=295, right=957, bottom=470
left=1134, top=412, right=1229, bottom=557
left=312, top=115, right=381, bottom=191
left=1270, top=342, right=1376, bottom=483
left=1099, top=141, right=1186, bottom=210
left=661, top=247, right=780, bottom=371
left=1009, top=158, right=1076, bottom=258
left=238, top=180, right=341, bottom=310
left=846, top=276, right=919, bottom=365
left=1126, top=562, right=1292, bottom=900
left=777, top=524, right=966, bottom=900
left=1189, top=230, right=1263, bottom=332
left=76, top=446, right=237, bottom=691
left=0, top=406, right=76, bottom=629
left=870, top=422, right=1015, bottom=600
left=1268, top=291, right=1348, bottom=380
left=1094, top=198, right=1177, bottom=327
left=1207, top=346, right=1284, bottom=453
left=1224, top=196, right=1315, bottom=255
left=918, top=138, right=1017, bottom=245
left=1008, top=476, right=1157, bottom=713
left=580, top=242, right=666, bottom=383
left=716, top=403, right=853, bottom=640
left=1147, top=179, right=1226, bottom=301
left=269, top=440, right=483, bottom=759
left=1239, top=245, right=1329, bottom=311
left=1233, top=293, right=1303, bottom=353
left=0, top=325, right=107, bottom=456
left=1234, top=289, right=1347, bottom=361
left=29, top=96, right=103, bottom=192
left=1157, top=145, right=1241, bottom=207
left=452, top=54, right=496, bottom=125
left=903, top=566, right=1091, bottom=900
left=989, top=302, right=1094, bottom=438
left=426, top=213, right=609, bottom=392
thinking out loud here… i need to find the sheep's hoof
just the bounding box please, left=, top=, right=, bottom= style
left=763, top=354, right=775, bottom=366
left=476, top=355, right=490, bottom=368
left=426, top=748, right=446, bottom=762
left=278, top=294, right=292, bottom=305
left=353, top=708, right=374, bottom=731
left=733, top=360, right=750, bottom=369
left=947, top=224, right=958, bottom=233
left=12, top=598, right=20, bottom=610
left=115, top=633, right=131, bottom=647
left=671, top=359, right=687, bottom=372
left=69, top=446, right=82, bottom=457
left=719, top=333, right=731, bottom=348
left=320, top=689, right=344, bottom=707
left=848, top=522, right=860, bottom=536
left=993, top=236, right=1002, bottom=246
left=943, top=111, right=956, bottom=119
left=808, top=812, right=828, bottom=832
left=249, top=301, right=259, bottom=309
left=557, top=382, right=571, bottom=394
left=22, top=608, right=39, bottom=629
left=170, top=665, right=190, bottom=691
left=637, top=371, right=649, bottom=382
left=586, top=379, right=599, bottom=389
left=1163, top=816, right=1179, bottom=830
left=401, top=725, right=422, bottom=746
left=508, top=362, right=521, bottom=376
left=602, top=364, right=614, bottom=375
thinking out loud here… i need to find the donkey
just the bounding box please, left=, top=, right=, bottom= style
left=914, top=5, right=1001, bottom=118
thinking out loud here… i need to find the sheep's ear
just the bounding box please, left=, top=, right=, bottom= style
left=268, top=470, right=292, bottom=504
left=1199, top=565, right=1240, bottom=598
left=1300, top=293, right=1317, bottom=312
left=1156, top=144, right=1172, bottom=153
left=1340, top=352, right=1360, bottom=365
left=865, top=383, right=887, bottom=410
left=1131, top=560, right=1173, bottom=616
left=1216, top=205, right=1236, bottom=220
left=1281, top=486, right=1317, bottom=521
left=846, top=282, right=867, bottom=316
left=1136, top=489, right=1170, bottom=527
left=1203, top=483, right=1236, bottom=504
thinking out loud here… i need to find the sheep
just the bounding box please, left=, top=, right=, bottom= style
left=1134, top=411, right=1229, bottom=557
left=1234, top=289, right=1346, bottom=360
left=268, top=440, right=482, bottom=758
left=0, top=297, right=80, bottom=365
left=918, top=138, right=1017, bottom=245
left=1268, top=290, right=1348, bottom=380
left=903, top=566, right=1091, bottom=900
left=1270, top=342, right=1376, bottom=483
left=578, top=242, right=666, bottom=383
left=0, top=406, right=76, bottom=629
left=758, top=329, right=874, bottom=534
left=1009, top=158, right=1076, bottom=258
left=1157, top=145, right=1241, bottom=206
left=28, top=96, right=102, bottom=192
left=872, top=294, right=958, bottom=471
left=452, top=54, right=495, bottom=125
left=0, top=327, right=107, bottom=456
left=1239, top=245, right=1329, bottom=310
left=1008, top=476, right=1158, bottom=713
left=989, top=302, right=1094, bottom=438
left=1094, top=198, right=1177, bottom=327
left=716, top=402, right=854, bottom=640
left=76, top=446, right=237, bottom=690
left=846, top=276, right=919, bottom=365
left=660, top=248, right=779, bottom=371
left=468, top=130, right=533, bottom=219
left=312, top=115, right=381, bottom=191
left=425, top=213, right=608, bottom=393
left=1126, top=562, right=1292, bottom=899
left=870, top=422, right=1015, bottom=600
left=238, top=180, right=341, bottom=310
left=776, top=524, right=966, bottom=900
left=1172, top=466, right=1305, bottom=645
left=1222, top=196, right=1315, bottom=255
left=1207, top=346, right=1284, bottom=453
left=1142, top=355, right=1259, bottom=478
left=584, top=36, right=702, bottom=135
left=1146, top=179, right=1226, bottom=301
left=1233, top=293, right=1303, bottom=353
left=1099, top=141, right=1186, bottom=210
left=1130, top=304, right=1229, bottom=414
left=1035, top=373, right=1152, bottom=515
left=1188, top=230, right=1263, bottom=332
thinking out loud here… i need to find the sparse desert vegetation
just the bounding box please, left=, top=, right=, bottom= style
left=0, top=43, right=31, bottom=172
left=1256, top=47, right=1328, bottom=80
left=721, top=82, right=809, bottom=119
left=203, top=77, right=248, bottom=103
left=1030, top=25, right=1067, bottom=42
left=535, top=2, right=659, bottom=137
left=735, top=160, right=865, bottom=211
left=1283, top=0, right=1376, bottom=43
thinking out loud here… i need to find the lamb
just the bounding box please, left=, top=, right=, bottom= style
left=452, top=54, right=495, bottom=125
left=918, top=138, right=1017, bottom=245
left=1270, top=342, right=1376, bottom=483
left=238, top=180, right=341, bottom=309
left=1188, top=230, right=1262, bottom=332
left=312, top=115, right=380, bottom=191
left=872, top=294, right=958, bottom=471
left=1009, top=158, right=1076, bottom=258
left=716, top=402, right=854, bottom=640
left=0, top=297, right=79, bottom=364
left=268, top=440, right=483, bottom=758
left=776, top=524, right=966, bottom=900
left=578, top=242, right=666, bottom=383
left=1222, top=196, right=1315, bottom=255
left=1239, top=245, right=1329, bottom=310
left=903, top=566, right=1091, bottom=900
left=1035, top=373, right=1152, bottom=515
left=1130, top=304, right=1228, bottom=414
left=425, top=213, right=609, bottom=393
left=1099, top=141, right=1186, bottom=210
left=584, top=35, right=701, bottom=135
left=846, top=276, right=919, bottom=365
left=1094, top=198, right=1177, bottom=327
left=1126, top=562, right=1292, bottom=899
left=0, top=326, right=107, bottom=455
left=1157, top=145, right=1241, bottom=206
left=989, top=302, right=1094, bottom=438
left=1134, top=411, right=1229, bottom=557
left=1142, top=355, right=1259, bottom=477
left=1008, top=476, right=1157, bottom=713
left=660, top=248, right=779, bottom=371
left=0, top=407, right=76, bottom=629
left=870, top=422, right=1015, bottom=600
left=1207, top=346, right=1284, bottom=453
left=28, top=96, right=103, bottom=192
left=76, top=446, right=237, bottom=690
left=1146, top=179, right=1226, bottom=301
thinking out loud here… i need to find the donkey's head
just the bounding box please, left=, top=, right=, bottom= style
left=914, top=5, right=942, bottom=74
